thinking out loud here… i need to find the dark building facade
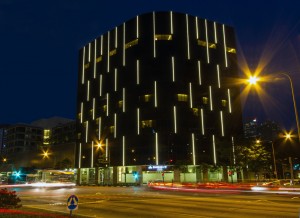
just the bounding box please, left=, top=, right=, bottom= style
left=1, top=118, right=76, bottom=170
left=76, top=12, right=243, bottom=184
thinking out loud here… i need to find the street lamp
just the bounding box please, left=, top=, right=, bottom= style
left=284, top=132, right=294, bottom=185
left=247, top=72, right=300, bottom=143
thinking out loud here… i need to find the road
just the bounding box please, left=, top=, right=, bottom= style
left=9, top=185, right=300, bottom=217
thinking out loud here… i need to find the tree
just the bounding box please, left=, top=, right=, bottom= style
left=0, top=188, right=22, bottom=209
left=235, top=140, right=271, bottom=179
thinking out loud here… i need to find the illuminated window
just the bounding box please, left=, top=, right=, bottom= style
left=77, top=133, right=81, bottom=139
left=84, top=63, right=90, bottom=69
left=192, top=108, right=199, bottom=116
left=89, top=109, right=93, bottom=116
left=77, top=113, right=81, bottom=120
left=222, top=100, right=227, bottom=107
left=43, top=129, right=50, bottom=145
left=227, top=47, right=236, bottom=53
left=202, top=97, right=208, bottom=104
left=109, top=49, right=116, bottom=56
left=118, top=100, right=123, bottom=108
left=197, top=40, right=216, bottom=48
left=141, top=120, right=153, bottom=128
left=96, top=56, right=102, bottom=62
left=109, top=126, right=115, bottom=133
left=103, top=105, right=107, bottom=112
left=125, top=39, right=138, bottom=49
left=177, top=94, right=188, bottom=102
left=155, top=34, right=172, bottom=40
left=198, top=40, right=206, bottom=46
left=142, top=94, right=152, bottom=102
left=209, top=43, right=216, bottom=48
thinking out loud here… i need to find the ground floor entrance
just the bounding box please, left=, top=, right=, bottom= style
left=76, top=165, right=240, bottom=185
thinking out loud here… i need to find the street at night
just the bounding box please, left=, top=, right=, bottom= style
left=8, top=185, right=300, bottom=217
left=1, top=1, right=300, bottom=217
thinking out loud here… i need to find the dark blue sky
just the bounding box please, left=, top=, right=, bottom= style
left=1, top=0, right=300, bottom=131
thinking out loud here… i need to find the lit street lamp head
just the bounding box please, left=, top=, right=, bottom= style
left=248, top=76, right=259, bottom=85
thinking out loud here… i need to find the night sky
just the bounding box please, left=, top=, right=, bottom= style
left=1, top=0, right=300, bottom=131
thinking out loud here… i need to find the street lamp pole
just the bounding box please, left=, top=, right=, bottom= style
left=288, top=156, right=294, bottom=185
left=279, top=73, right=300, bottom=143
left=271, top=142, right=278, bottom=180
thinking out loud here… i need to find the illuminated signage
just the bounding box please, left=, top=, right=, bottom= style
left=148, top=165, right=167, bottom=170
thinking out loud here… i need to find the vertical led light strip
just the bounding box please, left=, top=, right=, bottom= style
left=100, top=35, right=103, bottom=55
left=115, top=27, right=118, bottom=48
left=92, top=98, right=95, bottom=120
left=217, top=65, right=221, bottom=88
left=154, top=81, right=157, bottom=107
left=153, top=12, right=156, bottom=58
left=81, top=47, right=85, bottom=84
left=172, top=57, right=175, bottom=82
left=192, top=133, right=196, bottom=165
left=85, top=121, right=88, bottom=143
left=122, top=136, right=125, bottom=166
left=114, top=68, right=117, bottom=91
left=155, top=133, right=158, bottom=165
left=227, top=89, right=232, bottom=113
left=93, top=39, right=97, bottom=79
left=212, top=135, right=216, bottom=165
left=98, top=117, right=101, bottom=140
left=198, top=61, right=202, bottom=85
left=209, top=86, right=213, bottom=111
left=214, top=22, right=218, bottom=43
left=232, top=136, right=236, bottom=165
left=186, top=14, right=190, bottom=60
left=91, top=141, right=94, bottom=168
left=195, top=17, right=199, bottom=39
left=223, top=24, right=228, bottom=67
left=205, top=19, right=210, bottom=64
left=106, top=93, right=109, bottom=116
left=107, top=31, right=110, bottom=72
left=88, top=43, right=91, bottom=62
left=220, top=111, right=224, bottom=136
left=136, top=16, right=139, bottom=38
left=114, top=113, right=117, bottom=138
left=105, top=138, right=108, bottom=161
left=173, top=106, right=177, bottom=133
left=123, top=23, right=126, bottom=66
left=136, top=60, right=140, bottom=85
left=80, top=102, right=83, bottom=123
left=170, top=11, right=173, bottom=34
left=123, top=88, right=125, bottom=112
left=87, top=80, right=90, bottom=101
left=78, top=143, right=82, bottom=168
left=189, top=83, right=193, bottom=108
left=137, top=108, right=140, bottom=135
left=201, top=108, right=205, bottom=135
left=99, top=75, right=103, bottom=96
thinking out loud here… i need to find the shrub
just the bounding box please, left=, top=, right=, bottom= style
left=0, top=188, right=22, bottom=209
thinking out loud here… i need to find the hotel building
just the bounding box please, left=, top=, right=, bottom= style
left=75, top=11, right=243, bottom=185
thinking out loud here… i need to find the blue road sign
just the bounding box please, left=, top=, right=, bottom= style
left=67, top=195, right=78, bottom=211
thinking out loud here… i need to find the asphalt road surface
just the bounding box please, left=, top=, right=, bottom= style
left=11, top=185, right=300, bottom=217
